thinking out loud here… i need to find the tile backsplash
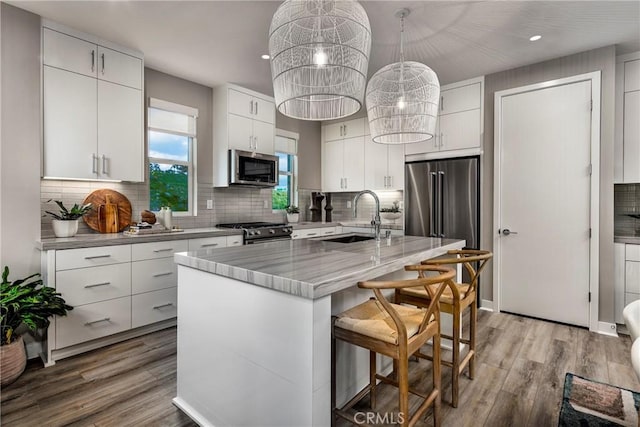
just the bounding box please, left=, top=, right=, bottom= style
left=298, top=189, right=403, bottom=223
left=614, top=183, right=640, bottom=236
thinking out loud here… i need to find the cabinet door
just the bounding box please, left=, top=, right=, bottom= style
left=440, top=83, right=481, bottom=114
left=625, top=60, right=640, bottom=92
left=188, top=236, right=228, bottom=251
left=43, top=28, right=97, bottom=78
left=323, top=139, right=344, bottom=192
left=342, top=118, right=365, bottom=138
left=98, top=80, right=144, bottom=181
left=323, top=122, right=344, bottom=142
left=252, top=120, right=275, bottom=154
left=387, top=144, right=405, bottom=190
left=405, top=116, right=440, bottom=155
left=343, top=136, right=365, bottom=191
left=615, top=242, right=626, bottom=324
left=253, top=97, right=275, bottom=124
left=626, top=261, right=640, bottom=294
left=228, top=88, right=253, bottom=119
left=228, top=114, right=254, bottom=151
left=43, top=66, right=98, bottom=179
left=97, top=46, right=142, bottom=89
left=623, top=91, right=640, bottom=183
left=439, top=109, right=481, bottom=151
left=364, top=138, right=388, bottom=190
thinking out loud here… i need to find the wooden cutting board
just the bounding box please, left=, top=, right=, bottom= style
left=83, top=189, right=132, bottom=233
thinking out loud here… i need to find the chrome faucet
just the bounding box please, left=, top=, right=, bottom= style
left=353, top=190, right=381, bottom=242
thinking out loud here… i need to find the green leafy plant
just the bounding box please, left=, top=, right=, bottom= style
left=1, top=266, right=73, bottom=345
left=380, top=206, right=400, bottom=213
left=45, top=200, right=92, bottom=221
left=286, top=205, right=300, bottom=214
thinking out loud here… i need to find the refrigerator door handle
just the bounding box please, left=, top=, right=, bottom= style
left=429, top=172, right=437, bottom=237
left=438, top=171, right=445, bottom=237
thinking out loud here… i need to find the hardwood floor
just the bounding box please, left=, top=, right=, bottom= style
left=1, top=311, right=638, bottom=426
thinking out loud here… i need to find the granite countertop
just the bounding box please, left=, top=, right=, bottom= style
left=174, top=236, right=464, bottom=300
left=37, top=227, right=243, bottom=250
left=615, top=235, right=640, bottom=245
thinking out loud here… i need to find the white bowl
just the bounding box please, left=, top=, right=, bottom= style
left=380, top=212, right=402, bottom=220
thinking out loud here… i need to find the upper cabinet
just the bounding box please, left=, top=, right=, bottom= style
left=405, top=76, right=484, bottom=158
left=213, top=84, right=276, bottom=187
left=615, top=54, right=640, bottom=183
left=363, top=136, right=404, bottom=191
left=321, top=118, right=366, bottom=192
left=42, top=24, right=144, bottom=182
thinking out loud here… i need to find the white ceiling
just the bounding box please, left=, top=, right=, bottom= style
left=9, top=1, right=640, bottom=95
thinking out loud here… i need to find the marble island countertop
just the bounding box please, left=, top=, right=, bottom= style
left=174, top=235, right=464, bottom=300
left=37, top=227, right=243, bottom=250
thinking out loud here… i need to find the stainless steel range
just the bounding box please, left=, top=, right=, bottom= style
left=216, top=222, right=293, bottom=245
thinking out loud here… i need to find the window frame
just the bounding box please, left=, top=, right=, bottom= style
left=147, top=98, right=198, bottom=217
left=273, top=129, right=299, bottom=212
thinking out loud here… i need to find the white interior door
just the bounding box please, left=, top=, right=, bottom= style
left=497, top=79, right=593, bottom=327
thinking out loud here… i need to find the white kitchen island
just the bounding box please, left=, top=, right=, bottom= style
left=172, top=236, right=465, bottom=427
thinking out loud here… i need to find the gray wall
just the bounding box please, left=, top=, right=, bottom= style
left=276, top=112, right=321, bottom=190
left=1, top=4, right=42, bottom=279
left=480, top=46, right=617, bottom=322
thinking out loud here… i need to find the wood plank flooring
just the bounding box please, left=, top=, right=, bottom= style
left=1, top=311, right=638, bottom=427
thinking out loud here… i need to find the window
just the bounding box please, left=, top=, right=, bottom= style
left=272, top=132, right=299, bottom=210
left=147, top=98, right=198, bottom=215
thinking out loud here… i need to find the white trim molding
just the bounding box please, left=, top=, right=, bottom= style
left=480, top=299, right=494, bottom=311
left=597, top=322, right=619, bottom=337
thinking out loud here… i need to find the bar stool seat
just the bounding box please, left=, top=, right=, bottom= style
left=400, top=283, right=471, bottom=306
left=332, top=265, right=456, bottom=427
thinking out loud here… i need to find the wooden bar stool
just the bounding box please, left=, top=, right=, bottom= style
left=395, top=249, right=492, bottom=408
left=331, top=265, right=456, bottom=427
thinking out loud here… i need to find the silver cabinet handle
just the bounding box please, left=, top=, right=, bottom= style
left=501, top=229, right=518, bottom=236
left=307, top=233, right=317, bottom=236
left=153, top=272, right=173, bottom=277
left=85, top=317, right=110, bottom=326
left=254, top=136, right=258, bottom=151
left=440, top=95, right=444, bottom=111
left=250, top=100, right=254, bottom=115
left=440, top=132, right=444, bottom=148
left=101, top=53, right=105, bottom=74
left=339, top=125, right=343, bottom=137
left=84, top=281, right=110, bottom=288
left=255, top=100, right=258, bottom=115
left=101, top=155, right=107, bottom=175
left=84, top=254, right=111, bottom=260
left=344, top=177, right=347, bottom=189
left=153, top=302, right=174, bottom=310
left=324, top=231, right=334, bottom=234
left=153, top=248, right=173, bottom=253
left=344, top=124, right=347, bottom=136
left=200, top=243, right=218, bottom=248
left=249, top=135, right=253, bottom=149
left=91, top=50, right=95, bottom=72
left=92, top=154, right=98, bottom=174
left=389, top=176, right=393, bottom=188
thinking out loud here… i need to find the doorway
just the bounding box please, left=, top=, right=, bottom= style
left=493, top=72, right=600, bottom=330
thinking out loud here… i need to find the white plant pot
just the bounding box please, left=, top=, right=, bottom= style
left=52, top=219, right=79, bottom=238
left=286, top=213, right=300, bottom=223
left=380, top=212, right=402, bottom=221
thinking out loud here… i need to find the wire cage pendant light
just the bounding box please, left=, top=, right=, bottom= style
left=269, top=0, right=372, bottom=121
left=365, top=9, right=440, bottom=144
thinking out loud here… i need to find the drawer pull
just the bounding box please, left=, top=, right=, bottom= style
left=84, top=254, right=112, bottom=260
left=153, top=272, right=173, bottom=277
left=84, top=281, right=111, bottom=289
left=153, top=248, right=173, bottom=253
left=85, top=317, right=111, bottom=326
left=325, top=231, right=334, bottom=234
left=200, top=243, right=218, bottom=248
left=307, top=233, right=317, bottom=236
left=153, top=302, right=174, bottom=310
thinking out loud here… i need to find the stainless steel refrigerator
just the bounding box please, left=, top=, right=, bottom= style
left=405, top=156, right=479, bottom=249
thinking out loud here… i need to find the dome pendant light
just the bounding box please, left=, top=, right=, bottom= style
left=269, top=0, right=372, bottom=121
left=366, top=9, right=440, bottom=144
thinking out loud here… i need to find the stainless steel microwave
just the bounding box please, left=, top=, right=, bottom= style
left=229, top=149, right=278, bottom=187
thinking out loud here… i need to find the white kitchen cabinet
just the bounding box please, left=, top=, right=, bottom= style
left=188, top=236, right=228, bottom=251
left=226, top=235, right=244, bottom=247
left=131, top=240, right=189, bottom=261
left=323, top=139, right=344, bottom=192
left=623, top=90, right=640, bottom=182
left=131, top=258, right=178, bottom=294
left=440, top=82, right=482, bottom=113
left=364, top=138, right=405, bottom=190
left=213, top=84, right=276, bottom=186
left=404, top=117, right=440, bottom=156
left=615, top=243, right=640, bottom=324
left=625, top=59, right=640, bottom=92
left=438, top=109, right=482, bottom=152
left=615, top=55, right=640, bottom=183
left=55, top=244, right=131, bottom=271
left=291, top=227, right=340, bottom=239
left=56, top=263, right=132, bottom=307
left=325, top=118, right=366, bottom=142
left=615, top=242, right=626, bottom=324
left=132, top=287, right=178, bottom=329
left=322, top=136, right=364, bottom=192
left=42, top=22, right=144, bottom=182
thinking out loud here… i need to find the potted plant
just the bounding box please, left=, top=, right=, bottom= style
left=286, top=205, right=300, bottom=223
left=1, top=266, right=72, bottom=386
left=380, top=201, right=402, bottom=221
left=45, top=200, right=92, bottom=238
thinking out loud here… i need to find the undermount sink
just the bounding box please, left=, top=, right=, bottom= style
left=323, top=234, right=376, bottom=244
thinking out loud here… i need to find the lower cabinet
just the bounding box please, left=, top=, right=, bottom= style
left=132, top=287, right=178, bottom=329
left=615, top=242, right=640, bottom=324
left=291, top=226, right=341, bottom=239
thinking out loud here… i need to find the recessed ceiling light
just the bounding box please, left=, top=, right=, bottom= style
left=261, top=54, right=270, bottom=60
left=529, top=35, right=542, bottom=42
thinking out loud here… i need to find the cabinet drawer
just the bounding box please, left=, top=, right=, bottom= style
left=440, top=83, right=481, bottom=114
left=56, top=263, right=131, bottom=306
left=132, top=288, right=177, bottom=329
left=131, top=240, right=188, bottom=261
left=43, top=28, right=97, bottom=78
left=226, top=235, right=244, bottom=247
left=131, top=258, right=177, bottom=294
left=627, top=244, right=640, bottom=261
left=626, top=261, right=640, bottom=294
left=292, top=227, right=335, bottom=239
left=97, top=46, right=142, bottom=89
left=188, top=236, right=228, bottom=251
left=56, top=297, right=131, bottom=349
left=56, top=245, right=131, bottom=271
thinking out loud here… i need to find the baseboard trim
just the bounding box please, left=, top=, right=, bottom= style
left=480, top=299, right=494, bottom=311
left=173, top=397, right=215, bottom=427
left=596, top=321, right=618, bottom=337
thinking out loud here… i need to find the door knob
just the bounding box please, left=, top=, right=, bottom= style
left=501, top=229, right=518, bottom=236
